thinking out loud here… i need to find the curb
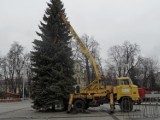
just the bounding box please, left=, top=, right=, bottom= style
left=0, top=98, right=22, bottom=102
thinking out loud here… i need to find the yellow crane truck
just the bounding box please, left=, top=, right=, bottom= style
left=60, top=13, right=139, bottom=113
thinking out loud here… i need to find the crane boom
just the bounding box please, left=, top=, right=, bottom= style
left=61, top=14, right=103, bottom=87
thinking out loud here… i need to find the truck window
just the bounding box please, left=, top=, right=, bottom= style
left=120, top=80, right=129, bottom=85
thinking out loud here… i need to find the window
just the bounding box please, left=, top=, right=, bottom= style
left=120, top=80, right=129, bottom=85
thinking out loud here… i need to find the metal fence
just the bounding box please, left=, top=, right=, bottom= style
left=124, top=97, right=160, bottom=120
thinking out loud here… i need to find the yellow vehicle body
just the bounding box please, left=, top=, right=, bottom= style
left=116, top=77, right=139, bottom=101
left=59, top=13, right=139, bottom=113
left=67, top=77, right=139, bottom=112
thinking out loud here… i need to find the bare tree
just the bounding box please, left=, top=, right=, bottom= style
left=0, top=57, right=2, bottom=79
left=107, top=41, right=140, bottom=77
left=71, top=34, right=101, bottom=84
left=0, top=42, right=32, bottom=97
left=23, top=53, right=32, bottom=97
left=107, top=45, right=123, bottom=77
left=105, top=63, right=117, bottom=85
left=136, top=56, right=159, bottom=90
left=0, top=57, right=9, bottom=91
left=7, top=42, right=24, bottom=94
left=7, top=50, right=16, bottom=92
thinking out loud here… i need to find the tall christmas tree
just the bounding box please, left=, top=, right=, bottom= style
left=31, top=0, right=75, bottom=111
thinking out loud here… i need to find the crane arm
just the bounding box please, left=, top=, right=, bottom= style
left=60, top=14, right=104, bottom=90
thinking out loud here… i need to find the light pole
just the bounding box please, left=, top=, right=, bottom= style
left=22, top=78, right=25, bottom=100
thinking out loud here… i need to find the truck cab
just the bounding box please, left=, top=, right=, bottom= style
left=116, top=77, right=139, bottom=112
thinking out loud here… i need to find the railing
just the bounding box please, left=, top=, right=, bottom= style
left=123, top=97, right=160, bottom=120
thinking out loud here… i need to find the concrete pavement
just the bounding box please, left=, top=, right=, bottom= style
left=0, top=100, right=31, bottom=114
left=0, top=100, right=159, bottom=120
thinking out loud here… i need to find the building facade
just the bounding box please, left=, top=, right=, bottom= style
left=73, top=60, right=85, bottom=91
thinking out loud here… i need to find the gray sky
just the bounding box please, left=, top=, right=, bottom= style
left=0, top=0, right=160, bottom=62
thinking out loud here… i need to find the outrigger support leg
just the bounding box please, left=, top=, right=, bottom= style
left=109, top=93, right=114, bottom=113
left=67, top=94, right=74, bottom=113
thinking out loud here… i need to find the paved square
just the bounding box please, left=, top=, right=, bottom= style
left=0, top=100, right=159, bottom=120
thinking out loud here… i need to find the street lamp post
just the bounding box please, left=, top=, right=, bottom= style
left=22, top=78, right=25, bottom=99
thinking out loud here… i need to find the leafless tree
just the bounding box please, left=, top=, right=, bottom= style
left=7, top=42, right=24, bottom=94
left=7, top=50, right=16, bottom=92
left=0, top=57, right=9, bottom=91
left=106, top=40, right=160, bottom=89
left=23, top=53, right=32, bottom=97
left=105, top=63, right=117, bottom=85
left=0, top=42, right=32, bottom=96
left=107, top=45, right=123, bottom=77
left=0, top=57, right=2, bottom=79
left=136, top=56, right=159, bottom=89
left=71, top=34, right=101, bottom=84
left=106, top=41, right=140, bottom=77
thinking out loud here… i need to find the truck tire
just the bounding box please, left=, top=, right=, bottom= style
left=73, top=99, right=85, bottom=112
left=120, top=97, right=133, bottom=112
left=85, top=102, right=89, bottom=109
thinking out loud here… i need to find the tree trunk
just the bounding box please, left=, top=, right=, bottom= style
left=85, top=56, right=90, bottom=85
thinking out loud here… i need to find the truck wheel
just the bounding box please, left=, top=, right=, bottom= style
left=73, top=99, right=85, bottom=112
left=120, top=97, right=133, bottom=112
left=85, top=103, right=89, bottom=109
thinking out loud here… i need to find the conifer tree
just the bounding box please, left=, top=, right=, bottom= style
left=31, top=0, right=75, bottom=111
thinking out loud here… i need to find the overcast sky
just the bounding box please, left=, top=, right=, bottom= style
left=0, top=0, right=160, bottom=62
